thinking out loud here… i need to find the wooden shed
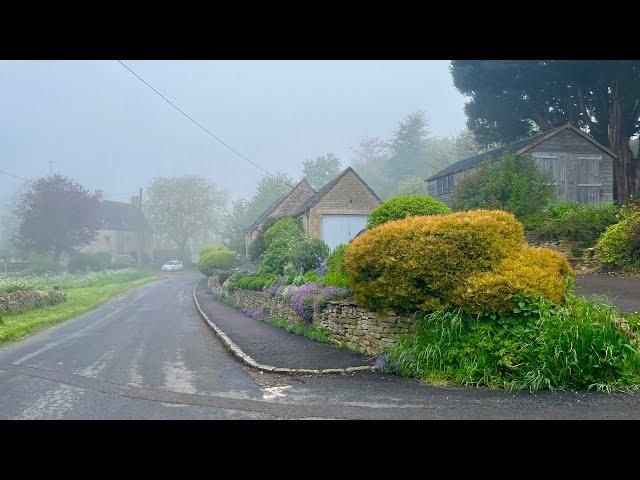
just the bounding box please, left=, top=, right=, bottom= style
left=426, top=123, right=616, bottom=207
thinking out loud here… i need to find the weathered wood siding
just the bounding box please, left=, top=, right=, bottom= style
left=528, top=129, right=614, bottom=204
left=427, top=128, right=614, bottom=207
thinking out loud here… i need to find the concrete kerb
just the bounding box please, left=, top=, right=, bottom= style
left=192, top=281, right=377, bottom=376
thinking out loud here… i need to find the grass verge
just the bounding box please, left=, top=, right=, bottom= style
left=0, top=275, right=158, bottom=346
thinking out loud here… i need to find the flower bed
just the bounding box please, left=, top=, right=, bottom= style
left=208, top=275, right=416, bottom=355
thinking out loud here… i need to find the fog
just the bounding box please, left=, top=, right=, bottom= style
left=0, top=60, right=466, bottom=204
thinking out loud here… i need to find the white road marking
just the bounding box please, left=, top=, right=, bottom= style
left=262, top=385, right=292, bottom=400
left=163, top=349, right=197, bottom=394
left=14, top=384, right=85, bottom=420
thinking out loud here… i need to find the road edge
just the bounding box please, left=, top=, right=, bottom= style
left=192, top=280, right=376, bottom=375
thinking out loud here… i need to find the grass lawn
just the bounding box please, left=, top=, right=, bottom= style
left=0, top=275, right=159, bottom=346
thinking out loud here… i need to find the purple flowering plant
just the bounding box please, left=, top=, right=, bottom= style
left=266, top=277, right=284, bottom=297
left=287, top=282, right=350, bottom=321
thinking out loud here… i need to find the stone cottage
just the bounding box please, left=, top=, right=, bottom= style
left=291, top=167, right=381, bottom=251
left=426, top=123, right=616, bottom=207
left=245, top=167, right=381, bottom=254
left=79, top=190, right=153, bottom=260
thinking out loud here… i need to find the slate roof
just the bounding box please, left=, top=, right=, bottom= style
left=291, top=167, right=381, bottom=217
left=244, top=194, right=286, bottom=234
left=426, top=123, right=617, bottom=182
left=244, top=178, right=316, bottom=234
left=97, top=200, right=143, bottom=231
left=426, top=131, right=550, bottom=182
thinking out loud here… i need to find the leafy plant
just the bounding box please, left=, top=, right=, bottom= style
left=595, top=205, right=640, bottom=271
left=386, top=294, right=640, bottom=392
left=450, top=153, right=554, bottom=222
left=367, top=195, right=450, bottom=229
left=323, top=244, right=350, bottom=288
left=534, top=203, right=619, bottom=247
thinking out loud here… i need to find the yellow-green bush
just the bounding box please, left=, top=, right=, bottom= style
left=345, top=210, right=526, bottom=311
left=453, top=246, right=572, bottom=314
left=200, top=244, right=230, bottom=256
left=198, top=250, right=237, bottom=276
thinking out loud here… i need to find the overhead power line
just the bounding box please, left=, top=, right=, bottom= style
left=116, top=60, right=294, bottom=189
left=0, top=169, right=28, bottom=181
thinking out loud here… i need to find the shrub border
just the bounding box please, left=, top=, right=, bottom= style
left=192, top=280, right=376, bottom=375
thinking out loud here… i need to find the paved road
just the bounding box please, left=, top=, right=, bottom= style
left=575, top=273, right=640, bottom=313
left=2, top=272, right=640, bottom=419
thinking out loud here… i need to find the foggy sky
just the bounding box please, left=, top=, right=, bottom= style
left=0, top=60, right=467, bottom=205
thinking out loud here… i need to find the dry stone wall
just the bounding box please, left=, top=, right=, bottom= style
left=207, top=276, right=417, bottom=355
left=0, top=290, right=67, bottom=314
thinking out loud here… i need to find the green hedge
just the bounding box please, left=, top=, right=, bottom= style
left=68, top=252, right=112, bottom=272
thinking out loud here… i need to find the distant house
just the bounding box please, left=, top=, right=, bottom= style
left=426, top=123, right=616, bottom=207
left=79, top=190, right=153, bottom=260
left=245, top=167, right=381, bottom=254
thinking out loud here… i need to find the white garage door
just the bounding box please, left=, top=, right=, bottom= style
left=321, top=214, right=368, bottom=251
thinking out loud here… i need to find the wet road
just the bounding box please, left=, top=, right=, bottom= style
left=2, top=272, right=640, bottom=419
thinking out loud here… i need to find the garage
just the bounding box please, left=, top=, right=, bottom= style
left=321, top=214, right=368, bottom=251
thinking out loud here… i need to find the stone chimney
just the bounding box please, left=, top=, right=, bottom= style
left=131, top=195, right=140, bottom=206
left=95, top=189, right=104, bottom=202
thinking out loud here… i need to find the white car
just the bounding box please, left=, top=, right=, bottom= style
left=161, top=260, right=183, bottom=272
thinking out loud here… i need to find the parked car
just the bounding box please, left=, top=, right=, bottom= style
left=161, top=260, right=183, bottom=272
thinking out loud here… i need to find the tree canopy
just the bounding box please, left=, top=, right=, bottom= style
left=12, top=174, right=100, bottom=262
left=144, top=175, right=226, bottom=261
left=302, top=153, right=342, bottom=190
left=451, top=60, right=640, bottom=201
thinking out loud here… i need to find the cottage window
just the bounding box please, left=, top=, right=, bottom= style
left=437, top=174, right=454, bottom=195
left=105, top=235, right=111, bottom=247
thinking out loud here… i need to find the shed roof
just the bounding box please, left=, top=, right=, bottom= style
left=426, top=123, right=617, bottom=182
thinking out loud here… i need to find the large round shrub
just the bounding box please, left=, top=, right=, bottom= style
left=367, top=195, right=451, bottom=229
left=345, top=210, right=528, bottom=312
left=198, top=250, right=237, bottom=276
left=453, top=246, right=572, bottom=314
left=200, top=244, right=230, bottom=256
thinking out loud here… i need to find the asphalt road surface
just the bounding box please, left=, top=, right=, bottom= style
left=2, top=272, right=640, bottom=419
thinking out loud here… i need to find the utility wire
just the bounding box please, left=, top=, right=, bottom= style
left=0, top=169, right=28, bottom=181
left=116, top=60, right=294, bottom=189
